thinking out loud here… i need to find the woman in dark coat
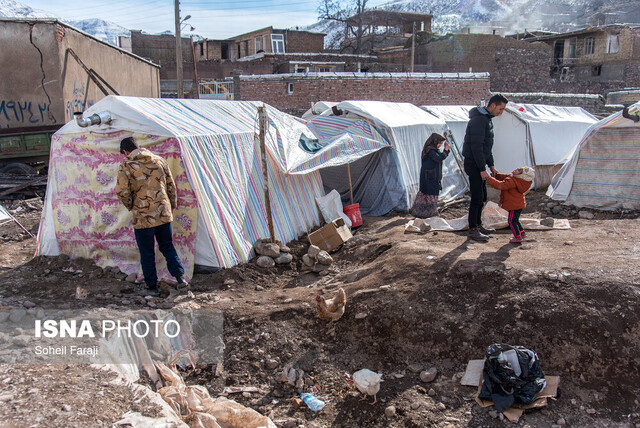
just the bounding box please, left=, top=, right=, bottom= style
left=411, top=133, right=450, bottom=218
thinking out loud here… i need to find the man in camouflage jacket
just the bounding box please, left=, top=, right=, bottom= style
left=116, top=137, right=188, bottom=296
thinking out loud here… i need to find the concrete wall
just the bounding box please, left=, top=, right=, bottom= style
left=0, top=20, right=160, bottom=129
left=58, top=24, right=160, bottom=122
left=235, top=72, right=489, bottom=117
left=0, top=20, right=63, bottom=129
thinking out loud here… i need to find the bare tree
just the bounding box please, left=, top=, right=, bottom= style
left=318, top=0, right=370, bottom=54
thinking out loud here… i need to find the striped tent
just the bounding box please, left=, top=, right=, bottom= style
left=36, top=96, right=384, bottom=278
left=547, top=102, right=640, bottom=210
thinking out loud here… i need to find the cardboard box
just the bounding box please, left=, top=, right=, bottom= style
left=307, top=218, right=352, bottom=253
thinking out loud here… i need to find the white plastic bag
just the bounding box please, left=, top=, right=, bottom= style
left=315, top=189, right=352, bottom=228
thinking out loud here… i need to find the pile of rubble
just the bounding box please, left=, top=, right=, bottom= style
left=253, top=239, right=293, bottom=268
left=301, top=245, right=333, bottom=275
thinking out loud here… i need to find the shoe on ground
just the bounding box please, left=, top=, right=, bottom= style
left=478, top=225, right=496, bottom=234
left=520, top=231, right=527, bottom=239
left=509, top=236, right=524, bottom=244
left=468, top=227, right=490, bottom=242
left=137, top=287, right=160, bottom=297
left=175, top=275, right=190, bottom=290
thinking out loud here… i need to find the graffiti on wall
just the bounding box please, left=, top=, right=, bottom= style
left=65, top=81, right=94, bottom=121
left=0, top=100, right=51, bottom=128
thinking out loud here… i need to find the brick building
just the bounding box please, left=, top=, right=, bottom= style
left=523, top=24, right=640, bottom=93
left=234, top=72, right=489, bottom=116
left=125, top=30, right=193, bottom=68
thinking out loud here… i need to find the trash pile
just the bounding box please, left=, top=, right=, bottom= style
left=253, top=239, right=293, bottom=268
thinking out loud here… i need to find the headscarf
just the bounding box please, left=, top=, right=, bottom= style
left=421, top=133, right=446, bottom=160
left=514, top=166, right=535, bottom=182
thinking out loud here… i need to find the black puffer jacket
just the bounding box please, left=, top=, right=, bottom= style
left=462, top=106, right=495, bottom=170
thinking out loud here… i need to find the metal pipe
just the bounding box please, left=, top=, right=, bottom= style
left=74, top=111, right=112, bottom=127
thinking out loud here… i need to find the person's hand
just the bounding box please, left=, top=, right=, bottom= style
left=490, top=166, right=498, bottom=177
left=444, top=141, right=450, bottom=151
left=480, top=170, right=490, bottom=180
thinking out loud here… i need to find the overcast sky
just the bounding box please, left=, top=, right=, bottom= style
left=24, top=0, right=388, bottom=39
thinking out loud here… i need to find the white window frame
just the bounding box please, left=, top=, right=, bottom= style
left=584, top=37, right=595, bottom=55
left=255, top=36, right=261, bottom=53
left=287, top=83, right=294, bottom=94
left=271, top=34, right=285, bottom=54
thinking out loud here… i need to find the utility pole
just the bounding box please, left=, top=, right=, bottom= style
left=174, top=0, right=183, bottom=98
left=410, top=21, right=415, bottom=73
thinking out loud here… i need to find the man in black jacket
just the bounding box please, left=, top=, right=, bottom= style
left=462, top=94, right=508, bottom=241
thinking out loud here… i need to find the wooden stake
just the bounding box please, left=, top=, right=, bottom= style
left=258, top=106, right=275, bottom=243
left=347, top=163, right=354, bottom=205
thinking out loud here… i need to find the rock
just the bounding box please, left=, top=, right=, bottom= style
left=420, top=367, right=438, bottom=383
left=0, top=393, right=14, bottom=402
left=254, top=240, right=281, bottom=258
left=291, top=398, right=303, bottom=409
left=540, top=217, right=556, bottom=227
left=281, top=418, right=297, bottom=428
left=380, top=285, right=391, bottom=290
left=552, top=205, right=562, bottom=215
left=546, top=202, right=556, bottom=208
left=255, top=285, right=265, bottom=291
left=408, top=364, right=422, bottom=373
left=22, top=301, right=36, bottom=309
left=279, top=244, right=291, bottom=253
left=265, top=359, right=279, bottom=370
left=578, top=210, right=595, bottom=219
left=307, top=245, right=321, bottom=258
left=355, top=312, right=368, bottom=320
left=75, top=286, right=88, bottom=300
left=564, top=241, right=575, bottom=246
left=121, top=299, right=131, bottom=305
left=62, top=404, right=72, bottom=412
left=557, top=418, right=566, bottom=425
left=428, top=388, right=436, bottom=396
left=316, top=251, right=333, bottom=265
left=437, top=402, right=446, bottom=411
left=302, top=254, right=315, bottom=267
left=385, top=405, right=396, bottom=418
left=404, top=224, right=422, bottom=234
left=275, top=252, right=293, bottom=265
left=9, top=309, right=26, bottom=323
left=257, top=256, right=275, bottom=268
left=586, top=408, right=596, bottom=415
left=312, top=263, right=329, bottom=273
left=410, top=401, right=421, bottom=410
left=489, top=410, right=499, bottom=419
left=11, top=335, right=30, bottom=347
left=125, top=273, right=138, bottom=283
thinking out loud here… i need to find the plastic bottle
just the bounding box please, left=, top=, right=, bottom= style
left=300, top=392, right=325, bottom=411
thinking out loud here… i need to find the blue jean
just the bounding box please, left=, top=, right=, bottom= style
left=134, top=222, right=184, bottom=288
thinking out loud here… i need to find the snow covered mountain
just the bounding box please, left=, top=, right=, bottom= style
left=0, top=0, right=129, bottom=46
left=0, top=0, right=54, bottom=18
left=308, top=0, right=638, bottom=49
left=66, top=18, right=130, bottom=46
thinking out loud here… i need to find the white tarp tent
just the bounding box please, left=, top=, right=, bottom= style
left=329, top=101, right=469, bottom=208
left=547, top=102, right=640, bottom=210
left=422, top=103, right=598, bottom=188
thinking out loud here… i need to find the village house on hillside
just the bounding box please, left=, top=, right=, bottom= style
left=522, top=24, right=640, bottom=93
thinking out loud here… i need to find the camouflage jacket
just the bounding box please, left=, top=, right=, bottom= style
left=116, top=148, right=177, bottom=229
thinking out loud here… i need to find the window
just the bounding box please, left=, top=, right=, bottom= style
left=569, top=38, right=576, bottom=58
left=295, top=67, right=307, bottom=73
left=607, top=34, right=619, bottom=53
left=199, top=42, right=204, bottom=56
left=272, top=34, right=285, bottom=53
left=287, top=83, right=293, bottom=94
left=255, top=36, right=261, bottom=53
left=592, top=65, right=602, bottom=76
left=584, top=37, right=595, bottom=55
left=318, top=67, right=332, bottom=72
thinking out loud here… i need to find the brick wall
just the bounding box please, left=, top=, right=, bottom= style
left=130, top=31, right=192, bottom=67
left=236, top=73, right=489, bottom=116
left=285, top=31, right=325, bottom=53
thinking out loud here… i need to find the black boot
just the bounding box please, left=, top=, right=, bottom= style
left=478, top=225, right=495, bottom=234
left=468, top=227, right=490, bottom=242
left=175, top=275, right=189, bottom=290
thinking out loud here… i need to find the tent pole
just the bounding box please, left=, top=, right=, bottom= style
left=258, top=106, right=276, bottom=243
left=347, top=163, right=354, bottom=205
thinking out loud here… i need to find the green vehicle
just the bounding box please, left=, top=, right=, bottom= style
left=0, top=125, right=60, bottom=175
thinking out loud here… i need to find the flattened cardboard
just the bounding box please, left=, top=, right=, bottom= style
left=307, top=218, right=352, bottom=253
left=461, top=359, right=485, bottom=386
left=473, top=372, right=560, bottom=423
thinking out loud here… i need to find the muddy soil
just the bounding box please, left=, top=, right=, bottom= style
left=0, top=192, right=639, bottom=427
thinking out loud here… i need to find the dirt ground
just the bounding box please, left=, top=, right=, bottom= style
left=0, top=191, right=640, bottom=427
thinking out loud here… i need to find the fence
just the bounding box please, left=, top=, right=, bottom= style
left=199, top=81, right=234, bottom=100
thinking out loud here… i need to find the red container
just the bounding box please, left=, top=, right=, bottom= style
left=343, top=203, right=363, bottom=227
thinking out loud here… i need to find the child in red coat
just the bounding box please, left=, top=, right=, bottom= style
left=486, top=166, right=535, bottom=243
